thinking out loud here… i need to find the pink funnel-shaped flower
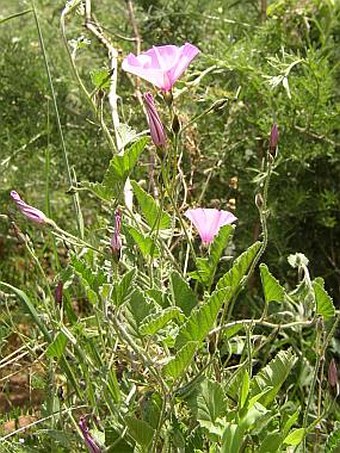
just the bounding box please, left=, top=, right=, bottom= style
left=10, top=190, right=48, bottom=224
left=122, top=43, right=200, bottom=91
left=143, top=92, right=167, bottom=146
left=185, top=208, right=237, bottom=245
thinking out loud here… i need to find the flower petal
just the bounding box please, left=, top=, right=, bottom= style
left=122, top=43, right=199, bottom=91
left=185, top=208, right=237, bottom=245
left=168, top=43, right=200, bottom=87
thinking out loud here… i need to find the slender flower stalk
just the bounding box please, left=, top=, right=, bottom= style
left=185, top=208, right=237, bottom=246
left=122, top=43, right=199, bottom=91
left=78, top=416, right=101, bottom=453
left=10, top=190, right=50, bottom=225
left=143, top=92, right=167, bottom=147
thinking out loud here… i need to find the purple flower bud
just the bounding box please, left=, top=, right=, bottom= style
left=143, top=92, right=167, bottom=147
left=328, top=358, right=338, bottom=389
left=79, top=416, right=102, bottom=453
left=111, top=209, right=122, bottom=260
left=10, top=190, right=48, bottom=225
left=269, top=123, right=279, bottom=156
left=54, top=281, right=63, bottom=306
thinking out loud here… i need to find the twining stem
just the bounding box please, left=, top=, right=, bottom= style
left=209, top=317, right=316, bottom=337
left=60, top=1, right=117, bottom=154
left=303, top=320, right=323, bottom=451
left=246, top=153, right=273, bottom=282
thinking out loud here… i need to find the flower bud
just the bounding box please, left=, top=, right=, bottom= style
left=111, top=209, right=122, bottom=260
left=79, top=416, right=101, bottom=453
left=328, top=358, right=338, bottom=389
left=54, top=281, right=63, bottom=306
left=269, top=123, right=279, bottom=157
left=143, top=92, right=167, bottom=147
left=10, top=190, right=48, bottom=225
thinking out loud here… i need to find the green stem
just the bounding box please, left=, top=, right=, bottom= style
left=31, top=1, right=84, bottom=237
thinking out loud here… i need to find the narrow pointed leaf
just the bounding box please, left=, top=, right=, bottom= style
left=192, top=225, right=234, bottom=286
left=170, top=271, right=197, bottom=316
left=175, top=287, right=231, bottom=349
left=240, top=370, right=250, bottom=409
left=125, top=416, right=154, bottom=449
left=251, top=349, right=297, bottom=407
left=283, top=428, right=305, bottom=446
left=139, top=307, right=184, bottom=336
left=82, top=137, right=148, bottom=201
left=163, top=341, right=198, bottom=380
left=217, top=242, right=261, bottom=293
left=313, top=279, right=335, bottom=319
left=209, top=224, right=234, bottom=269
left=0, top=282, right=51, bottom=341
left=111, top=269, right=136, bottom=307
left=125, top=225, right=160, bottom=258
left=131, top=180, right=172, bottom=230
left=259, top=263, right=285, bottom=304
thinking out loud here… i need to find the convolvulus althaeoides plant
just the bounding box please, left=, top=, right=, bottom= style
left=1, top=4, right=339, bottom=452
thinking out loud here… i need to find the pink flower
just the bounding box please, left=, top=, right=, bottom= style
left=122, top=43, right=200, bottom=91
left=10, top=190, right=48, bottom=225
left=143, top=92, right=167, bottom=146
left=185, top=208, right=237, bottom=245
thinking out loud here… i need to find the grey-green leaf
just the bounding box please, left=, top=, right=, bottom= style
left=125, top=225, right=160, bottom=258
left=46, top=331, right=68, bottom=359
left=196, top=379, right=227, bottom=424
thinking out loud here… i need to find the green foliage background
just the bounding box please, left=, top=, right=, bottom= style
left=1, top=0, right=339, bottom=299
